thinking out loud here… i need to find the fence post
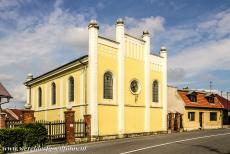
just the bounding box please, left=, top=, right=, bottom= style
left=170, top=113, right=175, bottom=132
left=84, top=114, right=91, bottom=142
left=0, top=113, right=6, bottom=129
left=64, top=110, right=75, bottom=144
left=22, top=109, right=35, bottom=124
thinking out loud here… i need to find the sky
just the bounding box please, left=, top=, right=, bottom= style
left=0, top=0, right=230, bottom=108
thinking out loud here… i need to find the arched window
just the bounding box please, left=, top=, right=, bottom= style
left=152, top=80, right=159, bottom=102
left=68, top=76, right=74, bottom=102
left=51, top=82, right=56, bottom=105
left=38, top=87, right=42, bottom=107
left=103, top=72, right=113, bottom=99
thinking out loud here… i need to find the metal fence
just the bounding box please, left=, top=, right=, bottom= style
left=74, top=119, right=86, bottom=138
left=6, top=120, right=23, bottom=128
left=5, top=119, right=86, bottom=143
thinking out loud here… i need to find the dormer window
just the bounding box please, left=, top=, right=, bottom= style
left=205, top=93, right=215, bottom=104
left=190, top=95, right=197, bottom=102
left=187, top=91, right=197, bottom=102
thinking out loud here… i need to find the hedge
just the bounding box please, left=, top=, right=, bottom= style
left=0, top=123, right=48, bottom=153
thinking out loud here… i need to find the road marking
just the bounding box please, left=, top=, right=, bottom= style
left=120, top=132, right=230, bottom=154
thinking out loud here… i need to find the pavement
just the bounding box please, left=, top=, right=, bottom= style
left=19, top=128, right=230, bottom=154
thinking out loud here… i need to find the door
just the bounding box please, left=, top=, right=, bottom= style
left=199, top=112, right=203, bottom=128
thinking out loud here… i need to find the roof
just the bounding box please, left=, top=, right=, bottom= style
left=215, top=94, right=230, bottom=110
left=178, top=90, right=223, bottom=109
left=2, top=109, right=23, bottom=120
left=0, top=83, right=12, bottom=98
left=25, top=55, right=88, bottom=86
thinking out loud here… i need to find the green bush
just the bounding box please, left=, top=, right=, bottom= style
left=0, top=123, right=48, bottom=153
left=22, top=123, right=48, bottom=147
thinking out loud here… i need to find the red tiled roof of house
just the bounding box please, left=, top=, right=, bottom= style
left=0, top=83, right=12, bottom=98
left=1, top=109, right=23, bottom=120
left=178, top=90, right=223, bottom=109
left=215, top=94, right=230, bottom=110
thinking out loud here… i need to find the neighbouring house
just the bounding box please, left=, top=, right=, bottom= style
left=167, top=86, right=185, bottom=132
left=178, top=88, right=223, bottom=131
left=0, top=82, right=13, bottom=110
left=2, top=109, right=23, bottom=121
left=215, top=94, right=230, bottom=125
left=24, top=19, right=168, bottom=138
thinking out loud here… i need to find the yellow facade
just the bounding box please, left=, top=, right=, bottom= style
left=25, top=19, right=167, bottom=137
left=183, top=108, right=222, bottom=131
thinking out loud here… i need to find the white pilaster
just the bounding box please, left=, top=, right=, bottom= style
left=60, top=78, right=64, bottom=120
left=80, top=70, right=84, bottom=119
left=142, top=30, right=150, bottom=132
left=88, top=20, right=99, bottom=136
left=160, top=46, right=167, bottom=131
left=45, top=84, right=48, bottom=121
left=116, top=18, right=125, bottom=136
left=24, top=73, right=33, bottom=109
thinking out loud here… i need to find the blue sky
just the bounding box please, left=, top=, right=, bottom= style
left=0, top=0, right=230, bottom=106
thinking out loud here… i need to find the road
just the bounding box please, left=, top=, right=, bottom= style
left=23, top=129, right=230, bottom=154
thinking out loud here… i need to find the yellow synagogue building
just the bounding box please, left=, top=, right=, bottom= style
left=24, top=19, right=168, bottom=137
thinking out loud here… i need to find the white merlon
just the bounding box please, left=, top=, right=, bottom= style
left=88, top=19, right=99, bottom=136
left=116, top=18, right=125, bottom=136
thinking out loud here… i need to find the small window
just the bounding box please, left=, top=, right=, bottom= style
left=68, top=76, right=74, bottom=102
left=210, top=112, right=217, bottom=121
left=38, top=87, right=42, bottom=107
left=103, top=72, right=113, bottom=99
left=152, top=80, right=159, bottom=102
left=188, top=112, right=195, bottom=121
left=190, top=95, right=197, bottom=102
left=51, top=82, right=56, bottom=105
left=208, top=97, right=214, bottom=103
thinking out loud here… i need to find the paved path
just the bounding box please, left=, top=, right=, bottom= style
left=22, top=129, right=230, bottom=154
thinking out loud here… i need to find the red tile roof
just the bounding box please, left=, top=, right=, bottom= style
left=178, top=90, right=223, bottom=109
left=215, top=94, right=230, bottom=110
left=0, top=83, right=12, bottom=98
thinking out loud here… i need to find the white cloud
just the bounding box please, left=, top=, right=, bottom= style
left=165, top=9, right=230, bottom=86
left=0, top=0, right=166, bottom=103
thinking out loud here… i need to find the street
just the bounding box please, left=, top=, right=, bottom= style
left=24, top=129, right=230, bottom=154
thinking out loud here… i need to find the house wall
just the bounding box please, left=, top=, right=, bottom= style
left=31, top=65, right=87, bottom=121
left=183, top=108, right=222, bottom=131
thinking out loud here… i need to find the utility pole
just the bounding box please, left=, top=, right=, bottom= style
left=209, top=81, right=212, bottom=93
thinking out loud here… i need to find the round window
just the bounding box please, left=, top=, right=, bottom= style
left=130, top=79, right=141, bottom=94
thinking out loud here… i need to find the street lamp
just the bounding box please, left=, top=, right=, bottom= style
left=227, top=92, right=230, bottom=123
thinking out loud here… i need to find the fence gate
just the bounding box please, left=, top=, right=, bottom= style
left=36, top=120, right=66, bottom=144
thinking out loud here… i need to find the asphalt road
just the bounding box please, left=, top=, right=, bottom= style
left=23, top=129, right=230, bottom=154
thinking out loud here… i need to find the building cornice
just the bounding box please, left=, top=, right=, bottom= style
left=24, top=55, right=88, bottom=86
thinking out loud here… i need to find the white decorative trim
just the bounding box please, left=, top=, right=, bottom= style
left=116, top=23, right=125, bottom=135
left=31, top=89, right=35, bottom=110
left=80, top=70, right=84, bottom=119
left=160, top=50, right=167, bottom=131
left=45, top=84, right=48, bottom=121
left=60, top=78, right=63, bottom=120
left=88, top=25, right=99, bottom=136
left=143, top=34, right=150, bottom=132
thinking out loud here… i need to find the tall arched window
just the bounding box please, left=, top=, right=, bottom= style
left=103, top=72, right=113, bottom=99
left=51, top=82, right=56, bottom=105
left=68, top=76, right=74, bottom=102
left=38, top=87, right=42, bottom=107
left=152, top=80, right=159, bottom=102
